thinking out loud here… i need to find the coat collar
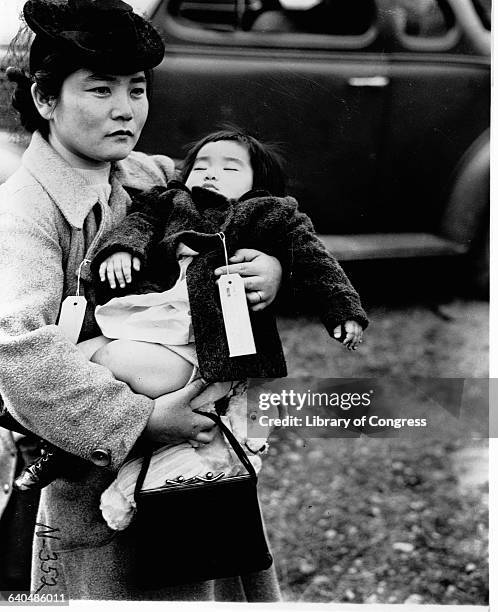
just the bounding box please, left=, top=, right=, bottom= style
left=167, top=180, right=271, bottom=209
left=165, top=181, right=228, bottom=210
left=238, top=188, right=271, bottom=202
left=22, top=131, right=129, bottom=229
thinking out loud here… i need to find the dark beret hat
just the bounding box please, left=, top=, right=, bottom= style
left=24, top=0, right=165, bottom=75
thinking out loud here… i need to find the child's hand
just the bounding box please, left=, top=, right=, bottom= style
left=99, top=252, right=141, bottom=289
left=333, top=320, right=363, bottom=350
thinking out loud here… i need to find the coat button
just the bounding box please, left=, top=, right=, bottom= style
left=3, top=484, right=10, bottom=493
left=90, top=448, right=111, bottom=467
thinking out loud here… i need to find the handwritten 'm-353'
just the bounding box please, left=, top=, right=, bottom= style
left=34, top=522, right=61, bottom=593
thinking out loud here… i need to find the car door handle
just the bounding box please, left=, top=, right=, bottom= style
left=348, top=76, right=390, bottom=87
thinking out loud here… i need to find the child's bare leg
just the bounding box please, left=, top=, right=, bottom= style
left=77, top=335, right=113, bottom=360
left=91, top=339, right=194, bottom=399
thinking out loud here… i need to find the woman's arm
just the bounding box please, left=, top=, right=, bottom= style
left=0, top=204, right=153, bottom=469
left=0, top=204, right=216, bottom=468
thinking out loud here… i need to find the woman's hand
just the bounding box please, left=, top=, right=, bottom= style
left=143, top=379, right=218, bottom=445
left=190, top=380, right=232, bottom=410
left=99, top=252, right=141, bottom=289
left=214, top=249, right=282, bottom=312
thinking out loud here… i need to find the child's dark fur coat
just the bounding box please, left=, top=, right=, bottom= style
left=92, top=182, right=368, bottom=382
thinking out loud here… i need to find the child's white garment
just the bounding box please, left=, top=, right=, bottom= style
left=95, top=251, right=195, bottom=348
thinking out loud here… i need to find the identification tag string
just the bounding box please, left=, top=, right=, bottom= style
left=217, top=232, right=230, bottom=276
left=76, top=259, right=91, bottom=296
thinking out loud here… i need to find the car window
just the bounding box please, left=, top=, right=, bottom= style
left=392, top=0, right=455, bottom=38
left=173, top=0, right=240, bottom=31
left=248, top=0, right=376, bottom=34
left=0, top=0, right=159, bottom=47
left=171, top=0, right=376, bottom=35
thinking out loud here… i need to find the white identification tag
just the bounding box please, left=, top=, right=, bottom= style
left=58, top=296, right=87, bottom=344
left=57, top=259, right=89, bottom=344
left=218, top=273, right=256, bottom=357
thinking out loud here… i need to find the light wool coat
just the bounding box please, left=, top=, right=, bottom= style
left=0, top=429, right=16, bottom=518
left=0, top=132, right=199, bottom=599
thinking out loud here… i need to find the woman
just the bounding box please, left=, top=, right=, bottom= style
left=0, top=0, right=282, bottom=600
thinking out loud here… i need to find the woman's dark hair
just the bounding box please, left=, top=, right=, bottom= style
left=180, top=127, right=286, bottom=196
left=6, top=25, right=153, bottom=137
left=7, top=37, right=83, bottom=136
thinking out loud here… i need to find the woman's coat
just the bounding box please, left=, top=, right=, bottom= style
left=0, top=132, right=205, bottom=599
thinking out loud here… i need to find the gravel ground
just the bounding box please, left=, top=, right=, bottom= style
left=278, top=299, right=488, bottom=379
left=258, top=298, right=489, bottom=604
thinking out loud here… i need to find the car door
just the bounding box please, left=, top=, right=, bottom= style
left=139, top=0, right=390, bottom=233
left=375, top=0, right=490, bottom=234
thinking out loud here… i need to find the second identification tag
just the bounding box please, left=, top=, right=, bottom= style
left=216, top=233, right=256, bottom=357
left=218, top=273, right=256, bottom=357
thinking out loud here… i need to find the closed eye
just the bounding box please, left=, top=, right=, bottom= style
left=193, top=165, right=207, bottom=171
left=224, top=167, right=239, bottom=171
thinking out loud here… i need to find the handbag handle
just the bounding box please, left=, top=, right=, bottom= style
left=196, top=410, right=257, bottom=479
left=134, top=409, right=257, bottom=501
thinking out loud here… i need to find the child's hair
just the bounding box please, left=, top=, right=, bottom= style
left=180, top=127, right=286, bottom=196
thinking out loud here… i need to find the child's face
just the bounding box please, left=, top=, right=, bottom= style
left=185, top=140, right=254, bottom=200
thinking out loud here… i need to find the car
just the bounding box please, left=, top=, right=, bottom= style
left=0, top=0, right=490, bottom=291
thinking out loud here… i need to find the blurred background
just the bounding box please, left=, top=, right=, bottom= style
left=0, top=0, right=490, bottom=605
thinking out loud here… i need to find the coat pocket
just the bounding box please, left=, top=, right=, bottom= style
left=57, top=539, right=128, bottom=600
left=40, top=470, right=119, bottom=551
left=57, top=531, right=215, bottom=601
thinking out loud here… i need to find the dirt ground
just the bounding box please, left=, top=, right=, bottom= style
left=258, top=298, right=489, bottom=604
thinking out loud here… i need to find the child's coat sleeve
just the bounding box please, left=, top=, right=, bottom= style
left=280, top=202, right=369, bottom=333
left=92, top=186, right=173, bottom=271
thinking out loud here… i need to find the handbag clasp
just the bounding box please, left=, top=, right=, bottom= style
left=164, top=471, right=225, bottom=486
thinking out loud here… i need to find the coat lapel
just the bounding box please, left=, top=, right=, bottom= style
left=22, top=132, right=100, bottom=230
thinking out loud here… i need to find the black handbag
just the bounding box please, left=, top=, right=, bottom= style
left=133, top=410, right=273, bottom=589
